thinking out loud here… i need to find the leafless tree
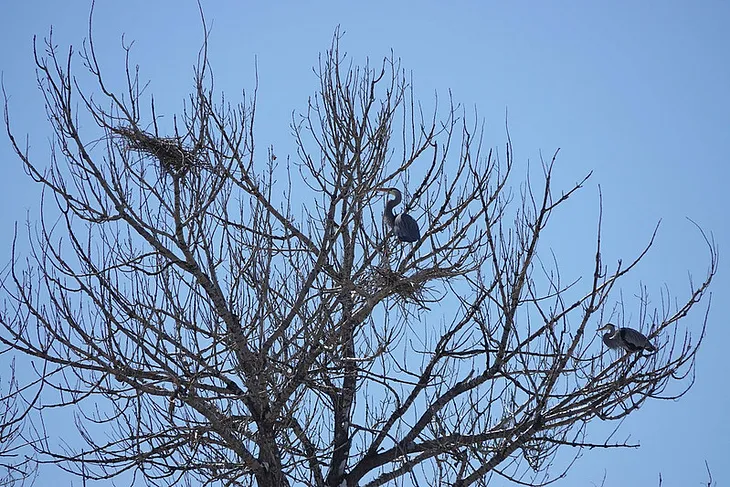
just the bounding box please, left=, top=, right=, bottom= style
left=0, top=14, right=716, bottom=487
left=0, top=349, right=38, bottom=486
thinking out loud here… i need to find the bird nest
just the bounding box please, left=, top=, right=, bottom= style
left=116, top=126, right=197, bottom=175
left=371, top=266, right=426, bottom=305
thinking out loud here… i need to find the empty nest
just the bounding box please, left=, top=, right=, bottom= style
left=371, top=266, right=425, bottom=303
left=116, top=126, right=197, bottom=175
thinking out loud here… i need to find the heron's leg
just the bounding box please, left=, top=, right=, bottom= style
left=396, top=242, right=415, bottom=272
left=381, top=241, right=390, bottom=268
left=393, top=243, right=408, bottom=271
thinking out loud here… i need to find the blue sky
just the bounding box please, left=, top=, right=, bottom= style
left=1, top=1, right=728, bottom=486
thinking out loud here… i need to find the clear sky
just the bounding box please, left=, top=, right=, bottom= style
left=1, top=1, right=728, bottom=486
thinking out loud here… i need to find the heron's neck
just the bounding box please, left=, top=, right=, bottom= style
left=383, top=202, right=397, bottom=225
left=385, top=198, right=400, bottom=216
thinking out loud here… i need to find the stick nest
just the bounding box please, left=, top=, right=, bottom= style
left=370, top=266, right=426, bottom=304
left=116, top=126, right=198, bottom=175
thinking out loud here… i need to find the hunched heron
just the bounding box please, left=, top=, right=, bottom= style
left=375, top=187, right=420, bottom=243
left=597, top=323, right=656, bottom=353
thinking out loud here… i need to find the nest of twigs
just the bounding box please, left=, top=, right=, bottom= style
left=371, top=266, right=426, bottom=304
left=116, top=126, right=197, bottom=175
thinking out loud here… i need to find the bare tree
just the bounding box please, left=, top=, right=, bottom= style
left=0, top=349, right=38, bottom=486
left=0, top=15, right=716, bottom=487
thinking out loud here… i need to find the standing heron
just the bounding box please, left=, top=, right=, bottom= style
left=597, top=323, right=656, bottom=353
left=375, top=187, right=420, bottom=243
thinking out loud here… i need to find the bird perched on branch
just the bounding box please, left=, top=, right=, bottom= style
left=597, top=323, right=656, bottom=353
left=375, top=187, right=420, bottom=243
